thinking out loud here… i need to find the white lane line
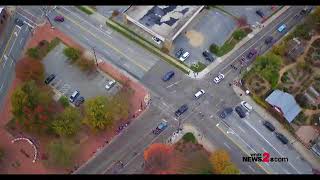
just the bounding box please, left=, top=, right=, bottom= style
left=220, top=8, right=297, bottom=72
left=8, top=28, right=22, bottom=55
left=224, top=68, right=233, bottom=76
left=166, top=80, right=182, bottom=88
left=2, top=57, right=7, bottom=68
left=243, top=120, right=301, bottom=174
left=83, top=36, right=90, bottom=42
left=248, top=165, right=256, bottom=172
left=0, top=82, right=4, bottom=91
left=224, top=142, right=232, bottom=150
left=20, top=38, right=24, bottom=45
left=238, top=126, right=246, bottom=133
left=16, top=11, right=37, bottom=26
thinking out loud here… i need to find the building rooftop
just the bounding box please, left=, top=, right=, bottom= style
left=125, top=6, right=204, bottom=41
left=265, top=89, right=301, bottom=123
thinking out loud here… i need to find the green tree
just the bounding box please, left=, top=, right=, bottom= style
left=221, top=163, right=240, bottom=174
left=58, top=96, right=69, bottom=108
left=63, top=47, right=81, bottom=62
left=26, top=48, right=40, bottom=59
left=272, top=41, right=287, bottom=56
left=110, top=89, right=131, bottom=120
left=209, top=149, right=231, bottom=174
left=52, top=107, right=81, bottom=137
left=46, top=140, right=77, bottom=167
left=233, top=29, right=246, bottom=41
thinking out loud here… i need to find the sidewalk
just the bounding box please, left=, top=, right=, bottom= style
left=188, top=6, right=291, bottom=79
left=232, top=84, right=320, bottom=170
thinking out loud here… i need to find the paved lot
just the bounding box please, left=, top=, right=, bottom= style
left=172, top=8, right=237, bottom=66
left=221, top=6, right=280, bottom=26
left=42, top=43, right=120, bottom=99
left=96, top=6, right=130, bottom=18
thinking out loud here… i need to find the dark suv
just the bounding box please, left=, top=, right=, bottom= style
left=202, top=50, right=215, bottom=62
left=175, top=104, right=188, bottom=117
left=235, top=106, right=246, bottom=118
left=256, top=9, right=264, bottom=18
left=175, top=48, right=184, bottom=58
left=275, top=132, right=289, bottom=144
left=74, top=96, right=85, bottom=107
left=263, top=121, right=275, bottom=132
left=264, top=36, right=273, bottom=45
left=162, top=71, right=175, bottom=81
left=247, top=49, right=257, bottom=59
left=219, top=107, right=233, bottom=119
left=45, top=74, right=56, bottom=84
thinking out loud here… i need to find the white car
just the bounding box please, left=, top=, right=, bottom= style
left=277, top=24, right=286, bottom=32
left=240, top=101, right=253, bottom=112
left=152, top=36, right=162, bottom=45
left=179, top=52, right=190, bottom=62
left=105, top=80, right=116, bottom=90
left=194, top=89, right=205, bottom=99
left=213, top=73, right=225, bottom=84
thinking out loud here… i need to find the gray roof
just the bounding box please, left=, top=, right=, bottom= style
left=265, top=89, right=301, bottom=123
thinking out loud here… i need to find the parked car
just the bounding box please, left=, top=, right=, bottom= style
left=263, top=121, right=275, bottom=132
left=202, top=50, right=215, bottom=62
left=54, top=16, right=64, bottom=22
left=235, top=106, right=246, bottom=118
left=240, top=101, right=253, bottom=112
left=275, top=132, right=289, bottom=144
left=175, top=104, right=188, bottom=117
left=152, top=36, right=162, bottom=45
left=74, top=96, right=85, bottom=107
left=175, top=48, right=184, bottom=58
left=194, top=89, right=205, bottom=99
left=256, top=9, right=264, bottom=18
left=179, top=52, right=190, bottom=62
left=162, top=71, right=175, bottom=81
left=15, top=18, right=24, bottom=27
left=69, top=90, right=80, bottom=103
left=219, top=107, right=233, bottom=119
left=264, top=36, right=273, bottom=45
left=152, top=120, right=168, bottom=135
left=105, top=80, right=116, bottom=90
left=247, top=49, right=257, bottom=59
left=44, top=74, right=56, bottom=84
left=213, top=73, right=225, bottom=84
left=277, top=24, right=287, bottom=33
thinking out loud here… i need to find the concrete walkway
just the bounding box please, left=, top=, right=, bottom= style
left=188, top=6, right=291, bottom=79
left=232, top=84, right=320, bottom=170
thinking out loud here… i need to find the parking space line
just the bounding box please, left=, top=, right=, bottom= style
left=166, top=80, right=182, bottom=88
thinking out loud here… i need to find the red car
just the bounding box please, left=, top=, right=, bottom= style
left=54, top=16, right=64, bottom=22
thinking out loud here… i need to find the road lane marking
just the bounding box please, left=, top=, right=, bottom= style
left=166, top=79, right=182, bottom=88
left=248, top=165, right=256, bottom=172
left=0, top=26, right=17, bottom=63
left=224, top=142, right=232, bottom=150
left=238, top=126, right=246, bottom=133
left=0, top=82, right=4, bottom=91
left=20, top=38, right=24, bottom=45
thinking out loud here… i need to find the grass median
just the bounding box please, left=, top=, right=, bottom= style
left=105, top=18, right=191, bottom=75
left=76, top=6, right=94, bottom=15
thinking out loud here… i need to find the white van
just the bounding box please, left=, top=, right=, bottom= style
left=240, top=101, right=253, bottom=112
left=194, top=89, right=205, bottom=99
left=69, top=90, right=80, bottom=103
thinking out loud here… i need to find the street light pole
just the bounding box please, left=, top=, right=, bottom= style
left=42, top=6, right=54, bottom=28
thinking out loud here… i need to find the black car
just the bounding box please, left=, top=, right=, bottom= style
left=256, top=9, right=264, bottom=18
left=175, top=104, right=188, bottom=117
left=264, top=36, right=273, bottom=45
left=44, top=74, right=56, bottom=84
left=175, top=48, right=184, bottom=58
left=275, top=132, right=289, bottom=144
left=246, top=49, right=257, bottom=59
left=162, top=71, right=175, bottom=81
left=219, top=107, right=233, bottom=119
left=235, top=106, right=246, bottom=118
left=15, top=18, right=24, bottom=27
left=263, top=121, right=275, bottom=132
left=74, top=96, right=85, bottom=107
left=202, top=50, right=215, bottom=62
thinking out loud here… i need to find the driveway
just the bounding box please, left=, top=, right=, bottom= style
left=42, top=43, right=120, bottom=99
left=172, top=8, right=237, bottom=66
left=96, top=6, right=130, bottom=18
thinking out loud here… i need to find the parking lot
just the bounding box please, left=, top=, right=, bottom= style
left=171, top=8, right=237, bottom=67
left=43, top=43, right=121, bottom=101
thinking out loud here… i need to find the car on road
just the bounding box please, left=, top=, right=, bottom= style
left=162, top=71, right=175, bottom=81
left=263, top=121, right=275, bottom=132
left=44, top=74, right=56, bottom=84
left=69, top=90, right=80, bottom=103
left=275, top=132, right=289, bottom=144
left=175, top=104, right=188, bottom=117
left=152, top=120, right=168, bottom=135
left=152, top=36, right=162, bottom=45
left=74, top=96, right=85, bottom=107
left=105, top=80, right=116, bottom=90
left=175, top=48, right=184, bottom=58
left=235, top=106, right=246, bottom=118
left=179, top=51, right=190, bottom=62
left=194, top=89, right=205, bottom=99
left=240, top=101, right=253, bottom=112
left=54, top=16, right=64, bottom=22
left=277, top=24, right=287, bottom=33
left=219, top=107, right=233, bottom=119
left=213, top=73, right=225, bottom=84
left=255, top=9, right=264, bottom=18
left=15, top=18, right=24, bottom=27
left=202, top=50, right=215, bottom=62
left=246, top=49, right=257, bottom=59
left=264, top=36, right=273, bottom=45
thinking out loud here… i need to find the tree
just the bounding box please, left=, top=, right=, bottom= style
left=110, top=89, right=131, bottom=121
left=63, top=47, right=81, bottom=62
left=46, top=140, right=77, bottom=167
left=236, top=16, right=248, bottom=27
left=58, top=96, right=69, bottom=108
left=233, top=29, right=247, bottom=41
left=144, top=143, right=184, bottom=174
left=221, top=163, right=240, bottom=174
left=51, top=107, right=81, bottom=137
left=295, top=94, right=309, bottom=108
left=83, top=96, right=114, bottom=131
left=272, top=41, right=287, bottom=56
left=111, top=10, right=120, bottom=18
left=26, top=48, right=40, bottom=59
left=178, top=150, right=212, bottom=174
left=209, top=149, right=231, bottom=174
left=15, top=57, right=45, bottom=84
left=209, top=43, right=219, bottom=54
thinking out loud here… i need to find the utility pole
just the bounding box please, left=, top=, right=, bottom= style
left=42, top=6, right=54, bottom=28
left=92, top=46, right=98, bottom=67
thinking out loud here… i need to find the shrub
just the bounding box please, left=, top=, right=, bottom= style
left=77, top=58, right=96, bottom=72
left=27, top=48, right=40, bottom=59
left=58, top=96, right=69, bottom=108
left=47, top=38, right=60, bottom=52
left=209, top=44, right=219, bottom=54
left=182, top=132, right=196, bottom=144
left=190, top=62, right=207, bottom=73
left=63, top=47, right=81, bottom=62
left=76, top=6, right=93, bottom=15
left=232, top=29, right=246, bottom=41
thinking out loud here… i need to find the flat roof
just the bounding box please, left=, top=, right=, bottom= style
left=125, top=6, right=203, bottom=41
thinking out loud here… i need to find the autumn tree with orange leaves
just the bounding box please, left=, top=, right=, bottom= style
left=15, top=57, right=45, bottom=84
left=209, top=149, right=240, bottom=174
left=143, top=143, right=185, bottom=174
